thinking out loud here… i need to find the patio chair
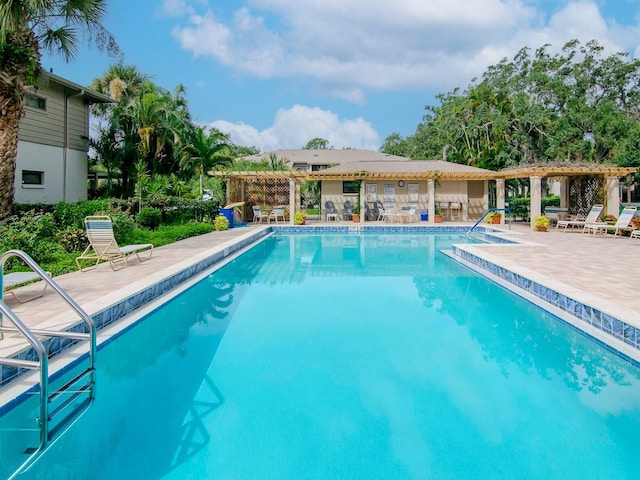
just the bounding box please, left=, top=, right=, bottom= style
left=343, top=200, right=354, bottom=221
left=325, top=201, right=338, bottom=221
left=75, top=216, right=154, bottom=272
left=556, top=204, right=603, bottom=231
left=3, top=271, right=51, bottom=303
left=583, top=206, right=637, bottom=237
left=631, top=230, right=640, bottom=240
left=252, top=205, right=269, bottom=223
left=268, top=206, right=286, bottom=223
left=377, top=204, right=397, bottom=222
left=399, top=205, right=417, bottom=223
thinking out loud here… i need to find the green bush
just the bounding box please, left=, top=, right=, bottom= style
left=54, top=227, right=88, bottom=253
left=0, top=211, right=66, bottom=267
left=137, top=207, right=162, bottom=230
left=214, top=215, right=229, bottom=231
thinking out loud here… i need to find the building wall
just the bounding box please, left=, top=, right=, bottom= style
left=14, top=142, right=88, bottom=204
left=322, top=179, right=478, bottom=221
left=16, top=80, right=91, bottom=204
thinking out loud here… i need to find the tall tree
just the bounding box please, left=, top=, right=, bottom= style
left=0, top=0, right=117, bottom=217
left=303, top=137, right=330, bottom=150
left=179, top=126, right=231, bottom=198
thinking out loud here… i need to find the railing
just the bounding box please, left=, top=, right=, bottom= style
left=466, top=208, right=513, bottom=236
left=0, top=250, right=96, bottom=478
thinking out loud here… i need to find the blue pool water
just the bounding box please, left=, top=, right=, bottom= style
left=2, top=233, right=640, bottom=479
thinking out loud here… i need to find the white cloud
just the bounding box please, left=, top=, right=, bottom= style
left=210, top=105, right=380, bottom=152
left=171, top=1, right=640, bottom=102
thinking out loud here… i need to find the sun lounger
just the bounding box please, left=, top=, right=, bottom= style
left=583, top=206, right=637, bottom=237
left=556, top=204, right=603, bottom=231
left=2, top=271, right=51, bottom=303
left=75, top=216, right=153, bottom=272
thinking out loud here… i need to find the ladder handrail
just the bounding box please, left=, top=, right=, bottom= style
left=0, top=249, right=96, bottom=478
left=467, top=208, right=513, bottom=236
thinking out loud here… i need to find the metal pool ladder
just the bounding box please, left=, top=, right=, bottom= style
left=466, top=208, right=512, bottom=237
left=0, top=250, right=96, bottom=478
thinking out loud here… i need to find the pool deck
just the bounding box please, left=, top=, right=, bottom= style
left=2, top=220, right=639, bottom=347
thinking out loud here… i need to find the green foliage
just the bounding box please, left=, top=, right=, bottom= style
left=54, top=227, right=87, bottom=253
left=293, top=211, right=306, bottom=225
left=0, top=211, right=66, bottom=267
left=128, top=223, right=214, bottom=246
left=54, top=200, right=114, bottom=229
left=136, top=207, right=162, bottom=230
left=385, top=39, right=640, bottom=169
left=214, top=215, right=229, bottom=231
left=533, top=215, right=550, bottom=229
left=303, top=137, right=330, bottom=150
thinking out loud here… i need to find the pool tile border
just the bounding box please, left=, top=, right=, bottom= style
left=450, top=244, right=640, bottom=366
left=0, top=228, right=271, bottom=388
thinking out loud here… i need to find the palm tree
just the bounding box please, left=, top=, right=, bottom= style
left=0, top=0, right=117, bottom=218
left=179, top=126, right=231, bottom=199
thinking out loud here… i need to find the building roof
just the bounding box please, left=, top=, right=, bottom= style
left=242, top=149, right=409, bottom=166
left=308, top=159, right=495, bottom=180
left=43, top=71, right=114, bottom=104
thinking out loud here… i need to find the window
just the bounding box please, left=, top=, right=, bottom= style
left=22, top=170, right=44, bottom=186
left=25, top=94, right=46, bottom=111
left=343, top=181, right=360, bottom=194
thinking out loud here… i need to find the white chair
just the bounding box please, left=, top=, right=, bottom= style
left=268, top=206, right=286, bottom=223
left=438, top=201, right=449, bottom=221
left=399, top=205, right=417, bottom=223
left=252, top=205, right=268, bottom=223
left=556, top=204, right=603, bottom=231
left=449, top=202, right=461, bottom=221
left=377, top=205, right=396, bottom=222
left=583, top=206, right=637, bottom=237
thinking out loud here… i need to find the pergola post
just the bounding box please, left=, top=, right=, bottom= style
left=496, top=178, right=505, bottom=224
left=606, top=176, right=620, bottom=217
left=289, top=178, right=296, bottom=225
left=559, top=178, right=568, bottom=209
left=530, top=176, right=542, bottom=230
left=428, top=179, right=435, bottom=223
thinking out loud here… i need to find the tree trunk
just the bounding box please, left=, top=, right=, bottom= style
left=0, top=29, right=40, bottom=218
left=0, top=86, right=23, bottom=219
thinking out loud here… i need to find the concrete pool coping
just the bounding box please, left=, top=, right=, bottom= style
left=1, top=221, right=640, bottom=394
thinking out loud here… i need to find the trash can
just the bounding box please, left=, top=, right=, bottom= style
left=219, top=208, right=234, bottom=228
left=420, top=211, right=428, bottom=221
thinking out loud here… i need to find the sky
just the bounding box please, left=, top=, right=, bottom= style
left=42, top=0, right=640, bottom=153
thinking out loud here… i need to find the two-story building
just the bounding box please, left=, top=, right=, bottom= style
left=16, top=72, right=112, bottom=204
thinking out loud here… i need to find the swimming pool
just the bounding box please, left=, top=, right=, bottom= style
left=2, top=232, right=640, bottom=479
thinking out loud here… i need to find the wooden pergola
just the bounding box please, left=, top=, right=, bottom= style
left=213, top=163, right=638, bottom=226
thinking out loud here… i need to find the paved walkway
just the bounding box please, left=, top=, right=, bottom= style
left=3, top=220, right=638, bottom=336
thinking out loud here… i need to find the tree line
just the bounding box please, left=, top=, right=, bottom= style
left=380, top=39, right=640, bottom=174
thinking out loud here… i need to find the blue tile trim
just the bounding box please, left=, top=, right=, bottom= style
left=451, top=245, right=640, bottom=366
left=0, top=228, right=271, bottom=389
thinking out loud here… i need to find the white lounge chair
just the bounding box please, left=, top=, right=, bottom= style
left=556, top=204, right=603, bottom=231
left=583, top=206, right=637, bottom=237
left=2, top=271, right=51, bottom=303
left=631, top=230, right=640, bottom=240
left=75, top=216, right=154, bottom=272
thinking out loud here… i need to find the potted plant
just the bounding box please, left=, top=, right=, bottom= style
left=434, top=203, right=443, bottom=223
left=486, top=211, right=502, bottom=224
left=293, top=211, right=307, bottom=225
left=352, top=203, right=361, bottom=222
left=533, top=215, right=550, bottom=231
left=214, top=215, right=229, bottom=231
